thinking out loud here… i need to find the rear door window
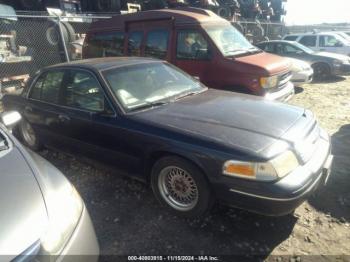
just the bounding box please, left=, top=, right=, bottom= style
left=88, top=32, right=125, bottom=57
left=29, top=70, right=64, bottom=104
left=284, top=35, right=298, bottom=41
left=262, top=43, right=275, bottom=52
left=319, top=35, right=342, bottom=47
left=144, top=29, right=169, bottom=59
left=128, top=31, right=143, bottom=56
left=299, top=35, right=317, bottom=47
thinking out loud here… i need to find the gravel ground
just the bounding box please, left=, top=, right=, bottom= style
left=4, top=77, right=350, bottom=260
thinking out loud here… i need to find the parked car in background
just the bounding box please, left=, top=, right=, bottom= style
left=327, top=31, right=350, bottom=43
left=256, top=40, right=350, bottom=79
left=0, top=111, right=99, bottom=261
left=83, top=8, right=294, bottom=101
left=2, top=57, right=333, bottom=217
left=283, top=32, right=350, bottom=57
left=286, top=58, right=313, bottom=86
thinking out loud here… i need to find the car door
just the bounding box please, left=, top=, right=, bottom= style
left=174, top=29, right=213, bottom=84
left=299, top=35, right=317, bottom=52
left=59, top=68, right=140, bottom=173
left=280, top=43, right=305, bottom=60
left=319, top=34, right=346, bottom=55
left=25, top=69, right=68, bottom=146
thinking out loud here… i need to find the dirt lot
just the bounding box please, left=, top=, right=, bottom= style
left=6, top=77, right=350, bottom=260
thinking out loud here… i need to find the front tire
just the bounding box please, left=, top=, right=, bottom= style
left=151, top=156, right=214, bottom=218
left=18, top=119, right=42, bottom=151
left=312, top=63, right=331, bottom=81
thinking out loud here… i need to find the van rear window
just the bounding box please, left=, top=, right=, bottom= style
left=145, top=29, right=169, bottom=59
left=87, top=32, right=124, bottom=58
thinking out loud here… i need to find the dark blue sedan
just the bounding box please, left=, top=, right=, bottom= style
left=2, top=57, right=333, bottom=217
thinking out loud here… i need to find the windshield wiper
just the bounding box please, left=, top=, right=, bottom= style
left=128, top=101, right=169, bottom=112
left=226, top=47, right=261, bottom=56
left=173, top=89, right=204, bottom=101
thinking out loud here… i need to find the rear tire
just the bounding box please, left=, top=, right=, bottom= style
left=18, top=118, right=42, bottom=151
left=151, top=156, right=214, bottom=218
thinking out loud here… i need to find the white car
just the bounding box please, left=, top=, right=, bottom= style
left=283, top=32, right=350, bottom=57
left=288, top=58, right=314, bottom=86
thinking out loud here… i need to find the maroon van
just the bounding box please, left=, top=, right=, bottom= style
left=83, top=8, right=294, bottom=101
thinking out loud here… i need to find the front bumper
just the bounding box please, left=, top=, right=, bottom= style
left=291, top=68, right=314, bottom=85
left=214, top=139, right=333, bottom=216
left=264, top=81, right=295, bottom=102
left=333, top=63, right=350, bottom=75
left=59, top=206, right=99, bottom=262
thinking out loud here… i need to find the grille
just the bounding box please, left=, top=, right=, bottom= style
left=278, top=71, right=292, bottom=88
left=296, top=123, right=321, bottom=164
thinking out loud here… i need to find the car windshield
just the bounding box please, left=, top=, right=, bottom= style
left=102, top=62, right=205, bottom=112
left=204, top=24, right=259, bottom=56
left=292, top=41, right=314, bottom=54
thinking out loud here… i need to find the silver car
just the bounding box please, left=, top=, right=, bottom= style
left=0, top=111, right=99, bottom=261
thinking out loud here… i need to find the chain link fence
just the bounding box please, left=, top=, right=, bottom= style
left=0, top=13, right=111, bottom=96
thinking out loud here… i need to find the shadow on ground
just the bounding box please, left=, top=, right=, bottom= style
left=294, top=86, right=304, bottom=94
left=312, top=75, right=346, bottom=84
left=308, top=124, right=350, bottom=222
left=40, top=149, right=297, bottom=257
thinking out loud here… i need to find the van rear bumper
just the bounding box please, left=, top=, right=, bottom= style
left=264, top=81, right=294, bottom=102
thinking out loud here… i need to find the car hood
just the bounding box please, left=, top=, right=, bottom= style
left=234, top=52, right=292, bottom=75
left=131, top=89, right=305, bottom=156
left=315, top=52, right=350, bottom=61
left=0, top=146, right=48, bottom=259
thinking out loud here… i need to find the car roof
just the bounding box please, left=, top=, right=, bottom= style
left=284, top=32, right=345, bottom=37
left=46, top=57, right=161, bottom=71
left=89, top=8, right=227, bottom=32
left=257, top=40, right=296, bottom=45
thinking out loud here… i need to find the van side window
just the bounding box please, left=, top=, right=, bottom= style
left=128, top=31, right=143, bottom=56
left=177, top=31, right=210, bottom=60
left=299, top=35, right=316, bottom=47
left=144, top=29, right=169, bottom=59
left=88, top=32, right=124, bottom=57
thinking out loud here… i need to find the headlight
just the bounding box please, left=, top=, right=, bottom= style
left=260, top=75, right=278, bottom=89
left=41, top=183, right=83, bottom=254
left=291, top=64, right=302, bottom=73
left=223, top=151, right=299, bottom=181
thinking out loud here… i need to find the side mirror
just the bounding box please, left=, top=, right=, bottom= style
left=1, top=111, right=22, bottom=129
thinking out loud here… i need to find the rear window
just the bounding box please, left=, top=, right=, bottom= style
left=87, top=32, right=124, bottom=58
left=144, top=29, right=169, bottom=59
left=30, top=70, right=64, bottom=104
left=299, top=35, right=317, bottom=47
left=284, top=35, right=298, bottom=41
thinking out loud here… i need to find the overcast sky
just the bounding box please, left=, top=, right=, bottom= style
left=284, top=0, right=350, bottom=25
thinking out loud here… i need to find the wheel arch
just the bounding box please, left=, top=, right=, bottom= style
left=144, top=149, right=210, bottom=184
